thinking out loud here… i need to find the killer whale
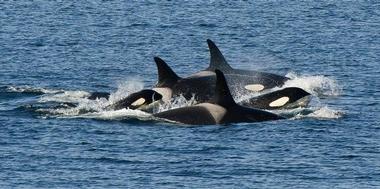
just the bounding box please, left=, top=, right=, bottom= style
left=240, top=87, right=311, bottom=110
left=108, top=89, right=162, bottom=110
left=200, top=39, right=289, bottom=90
left=153, top=70, right=285, bottom=125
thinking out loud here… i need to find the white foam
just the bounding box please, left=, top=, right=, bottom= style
left=305, top=106, right=344, bottom=119
left=108, top=79, right=145, bottom=104
left=39, top=90, right=91, bottom=103
left=156, top=95, right=197, bottom=113
left=73, top=109, right=152, bottom=120
left=283, top=72, right=342, bottom=97
left=35, top=79, right=146, bottom=118
left=6, top=85, right=63, bottom=94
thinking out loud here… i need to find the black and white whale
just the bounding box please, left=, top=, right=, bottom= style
left=85, top=90, right=162, bottom=111
left=153, top=70, right=285, bottom=125
left=240, top=87, right=311, bottom=110
left=195, top=39, right=290, bottom=91
left=108, top=89, right=162, bottom=110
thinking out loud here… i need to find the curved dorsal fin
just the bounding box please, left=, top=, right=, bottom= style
left=214, top=69, right=236, bottom=108
left=154, top=57, right=181, bottom=87
left=206, top=39, right=233, bottom=71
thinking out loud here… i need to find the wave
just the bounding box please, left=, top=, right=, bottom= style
left=5, top=85, right=63, bottom=95
left=156, top=95, right=198, bottom=113
left=300, top=106, right=344, bottom=119
left=69, top=109, right=152, bottom=121
left=283, top=72, right=342, bottom=97
left=6, top=72, right=343, bottom=123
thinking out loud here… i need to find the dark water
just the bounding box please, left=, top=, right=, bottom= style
left=1, top=1, right=380, bottom=188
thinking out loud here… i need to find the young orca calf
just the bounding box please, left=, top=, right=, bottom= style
left=240, top=87, right=311, bottom=110
left=153, top=70, right=285, bottom=125
left=85, top=90, right=162, bottom=111
left=108, top=89, right=162, bottom=110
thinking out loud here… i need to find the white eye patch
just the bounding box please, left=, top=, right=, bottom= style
left=269, top=97, right=290, bottom=107
left=244, top=84, right=265, bottom=92
left=131, top=98, right=146, bottom=106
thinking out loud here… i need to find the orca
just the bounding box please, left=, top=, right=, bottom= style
left=152, top=57, right=310, bottom=110
left=153, top=70, right=285, bottom=125
left=203, top=39, right=289, bottom=90
left=108, top=89, right=162, bottom=111
left=240, top=87, right=311, bottom=110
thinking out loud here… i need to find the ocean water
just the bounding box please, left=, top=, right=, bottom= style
left=1, top=1, right=380, bottom=188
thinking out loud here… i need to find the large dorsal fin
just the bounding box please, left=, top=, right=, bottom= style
left=154, top=57, right=181, bottom=87
left=214, top=69, right=236, bottom=108
left=206, top=39, right=233, bottom=71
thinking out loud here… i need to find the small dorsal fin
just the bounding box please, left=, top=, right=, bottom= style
left=206, top=39, right=233, bottom=71
left=214, top=69, right=236, bottom=108
left=154, top=57, right=181, bottom=87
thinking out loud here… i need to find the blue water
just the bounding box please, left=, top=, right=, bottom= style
left=1, top=1, right=380, bottom=188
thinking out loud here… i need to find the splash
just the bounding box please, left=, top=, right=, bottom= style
left=155, top=95, right=198, bottom=113
left=33, top=79, right=147, bottom=119
left=108, top=79, right=145, bottom=104
left=71, top=109, right=152, bottom=121
left=304, top=106, right=344, bottom=119
left=283, top=72, right=342, bottom=97
left=39, top=90, right=92, bottom=103
left=279, top=105, right=344, bottom=120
